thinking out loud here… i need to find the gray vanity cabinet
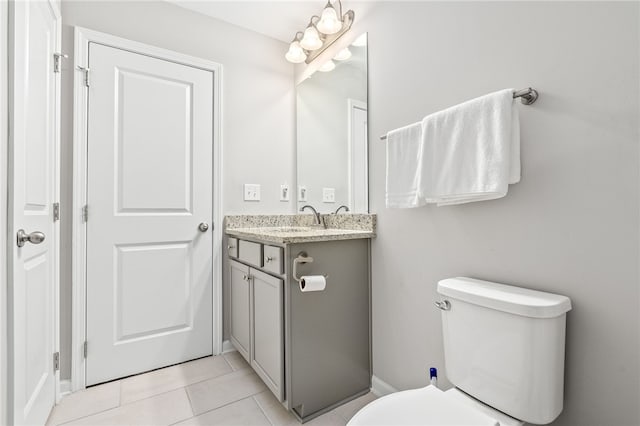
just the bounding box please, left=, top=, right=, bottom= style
left=229, top=260, right=251, bottom=362
left=251, top=268, right=284, bottom=401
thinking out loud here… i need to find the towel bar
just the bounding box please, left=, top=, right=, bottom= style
left=379, top=87, right=538, bottom=140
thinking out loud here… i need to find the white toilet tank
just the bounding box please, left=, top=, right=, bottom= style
left=437, top=277, right=572, bottom=425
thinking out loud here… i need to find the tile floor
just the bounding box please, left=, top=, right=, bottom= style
left=46, top=352, right=377, bottom=426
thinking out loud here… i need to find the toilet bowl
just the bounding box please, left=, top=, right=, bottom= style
left=349, top=385, right=522, bottom=426
left=349, top=277, right=572, bottom=426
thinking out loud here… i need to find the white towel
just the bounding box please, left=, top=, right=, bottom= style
left=385, top=122, right=425, bottom=208
left=423, top=89, right=520, bottom=206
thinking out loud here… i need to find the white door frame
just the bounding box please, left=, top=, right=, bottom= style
left=347, top=98, right=368, bottom=212
left=5, top=0, right=62, bottom=419
left=1, top=0, right=9, bottom=423
left=71, top=27, right=224, bottom=391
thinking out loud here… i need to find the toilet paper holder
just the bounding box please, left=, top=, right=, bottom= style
left=293, top=252, right=328, bottom=283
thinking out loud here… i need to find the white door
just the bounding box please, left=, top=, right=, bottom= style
left=86, top=43, right=214, bottom=385
left=9, top=0, right=60, bottom=424
left=348, top=100, right=368, bottom=213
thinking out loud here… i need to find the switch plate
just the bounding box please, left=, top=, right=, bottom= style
left=280, top=184, right=290, bottom=201
left=298, top=186, right=307, bottom=202
left=322, top=187, right=336, bottom=203
left=244, top=184, right=261, bottom=201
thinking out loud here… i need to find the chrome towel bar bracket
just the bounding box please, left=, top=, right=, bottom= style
left=293, top=252, right=328, bottom=283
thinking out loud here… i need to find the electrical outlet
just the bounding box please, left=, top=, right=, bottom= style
left=244, top=184, right=261, bottom=201
left=280, top=184, right=290, bottom=201
left=322, top=187, right=336, bottom=203
left=298, top=186, right=307, bottom=202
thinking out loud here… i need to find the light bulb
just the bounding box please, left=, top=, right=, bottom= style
left=351, top=33, right=367, bottom=47
left=333, top=47, right=352, bottom=61
left=319, top=60, right=335, bottom=72
left=285, top=41, right=307, bottom=63
left=300, top=25, right=323, bottom=51
left=317, top=3, right=342, bottom=35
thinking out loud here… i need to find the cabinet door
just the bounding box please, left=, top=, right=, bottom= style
left=251, top=268, right=284, bottom=401
left=229, top=260, right=251, bottom=363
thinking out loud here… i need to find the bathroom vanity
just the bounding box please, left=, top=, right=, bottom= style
left=224, top=215, right=375, bottom=422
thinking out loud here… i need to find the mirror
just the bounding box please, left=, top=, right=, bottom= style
left=296, top=33, right=368, bottom=213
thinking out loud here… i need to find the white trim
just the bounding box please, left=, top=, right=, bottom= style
left=0, top=0, right=8, bottom=423
left=71, top=27, right=224, bottom=391
left=58, top=380, right=72, bottom=397
left=222, top=340, right=235, bottom=354
left=51, top=0, right=62, bottom=405
left=370, top=375, right=398, bottom=397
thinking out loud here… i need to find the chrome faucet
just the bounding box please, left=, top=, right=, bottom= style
left=300, top=205, right=324, bottom=227
left=334, top=205, right=350, bottom=214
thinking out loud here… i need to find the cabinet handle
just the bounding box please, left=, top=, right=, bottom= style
left=265, top=256, right=273, bottom=263
left=242, top=274, right=248, bottom=281
left=228, top=245, right=236, bottom=250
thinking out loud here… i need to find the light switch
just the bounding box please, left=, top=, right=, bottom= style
left=298, top=186, right=307, bottom=202
left=280, top=184, right=290, bottom=201
left=244, top=184, right=261, bottom=201
left=322, top=187, right=336, bottom=203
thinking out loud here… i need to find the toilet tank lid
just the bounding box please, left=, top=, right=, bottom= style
left=437, top=277, right=572, bottom=318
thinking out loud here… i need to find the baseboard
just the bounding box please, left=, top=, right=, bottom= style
left=222, top=340, right=235, bottom=354
left=370, top=375, right=398, bottom=397
left=59, top=379, right=72, bottom=396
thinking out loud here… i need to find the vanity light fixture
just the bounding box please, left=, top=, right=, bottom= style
left=285, top=32, right=307, bottom=64
left=333, top=47, right=352, bottom=61
left=285, top=0, right=355, bottom=65
left=318, top=60, right=336, bottom=72
left=351, top=32, right=367, bottom=47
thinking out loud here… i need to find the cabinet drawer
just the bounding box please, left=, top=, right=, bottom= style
left=227, top=237, right=238, bottom=258
left=239, top=240, right=262, bottom=267
left=263, top=245, right=284, bottom=275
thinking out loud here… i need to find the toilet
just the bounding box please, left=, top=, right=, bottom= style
left=349, top=277, right=572, bottom=426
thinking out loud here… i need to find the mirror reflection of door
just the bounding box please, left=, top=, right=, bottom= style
left=348, top=99, right=368, bottom=213
left=296, top=33, right=368, bottom=213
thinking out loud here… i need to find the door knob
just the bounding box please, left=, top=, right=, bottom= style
left=16, top=229, right=46, bottom=247
left=198, top=222, right=209, bottom=232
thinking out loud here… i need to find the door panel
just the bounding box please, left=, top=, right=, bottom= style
left=9, top=1, right=60, bottom=424
left=86, top=43, right=214, bottom=385
left=251, top=269, right=284, bottom=401
left=229, top=260, right=251, bottom=362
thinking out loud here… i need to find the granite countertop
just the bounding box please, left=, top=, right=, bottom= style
left=226, top=226, right=375, bottom=244
left=224, top=214, right=376, bottom=244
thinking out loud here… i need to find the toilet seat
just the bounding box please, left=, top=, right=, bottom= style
left=348, top=385, right=523, bottom=426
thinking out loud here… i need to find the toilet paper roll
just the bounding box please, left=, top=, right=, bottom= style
left=299, top=275, right=326, bottom=292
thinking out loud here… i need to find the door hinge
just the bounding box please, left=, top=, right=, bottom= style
left=53, top=52, right=68, bottom=73
left=83, top=341, right=88, bottom=359
left=77, top=66, right=90, bottom=87
left=53, top=352, right=60, bottom=372
left=82, top=205, right=88, bottom=223
left=53, top=202, right=60, bottom=222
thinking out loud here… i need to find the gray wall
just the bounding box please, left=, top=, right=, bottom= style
left=358, top=2, right=639, bottom=426
left=60, top=1, right=296, bottom=379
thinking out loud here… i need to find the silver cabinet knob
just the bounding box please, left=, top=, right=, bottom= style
left=228, top=245, right=236, bottom=250
left=17, top=229, right=45, bottom=247
left=265, top=256, right=273, bottom=263
left=198, top=222, right=209, bottom=232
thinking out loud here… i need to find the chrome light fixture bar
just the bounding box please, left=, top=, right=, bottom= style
left=285, top=0, right=355, bottom=65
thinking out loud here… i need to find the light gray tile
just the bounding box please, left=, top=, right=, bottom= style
left=223, top=351, right=250, bottom=371
left=306, top=411, right=347, bottom=426
left=185, top=368, right=267, bottom=415
left=174, top=397, right=271, bottom=426
left=333, top=393, right=377, bottom=421
left=253, top=391, right=299, bottom=426
left=46, top=381, right=120, bottom=426
left=121, top=356, right=232, bottom=404
left=64, top=388, right=192, bottom=426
